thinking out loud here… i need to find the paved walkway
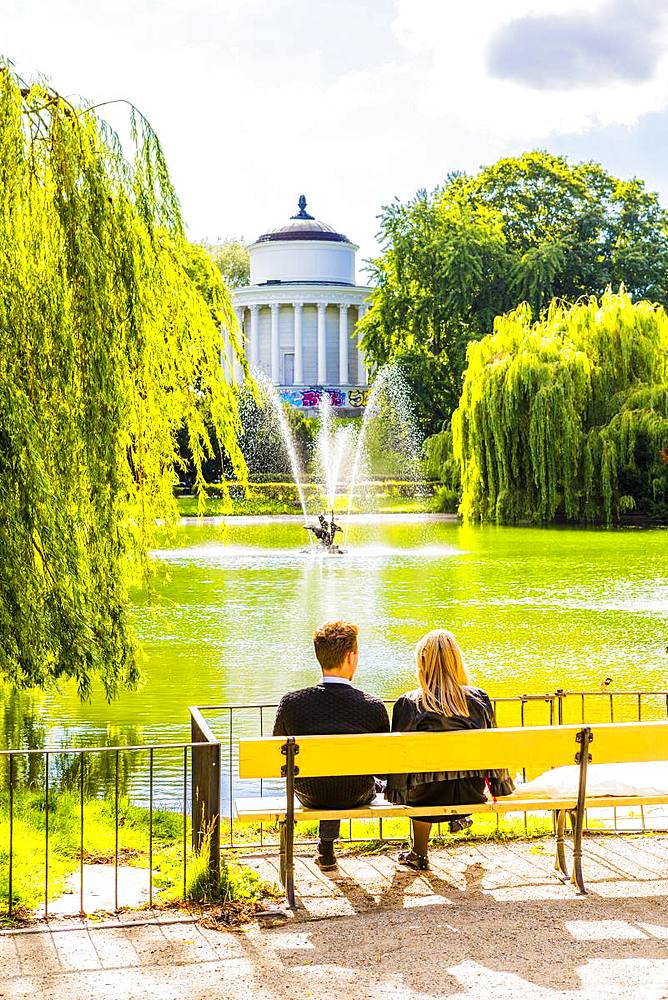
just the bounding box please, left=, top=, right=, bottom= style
left=1, top=836, right=668, bottom=999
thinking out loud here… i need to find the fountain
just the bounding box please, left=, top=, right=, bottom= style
left=238, top=366, right=424, bottom=554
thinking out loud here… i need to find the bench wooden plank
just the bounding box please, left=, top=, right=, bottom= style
left=238, top=721, right=668, bottom=779
left=234, top=793, right=668, bottom=823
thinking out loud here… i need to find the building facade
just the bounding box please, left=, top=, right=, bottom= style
left=230, top=196, right=371, bottom=412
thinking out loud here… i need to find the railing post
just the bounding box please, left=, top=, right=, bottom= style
left=555, top=689, right=565, bottom=725
left=190, top=707, right=221, bottom=883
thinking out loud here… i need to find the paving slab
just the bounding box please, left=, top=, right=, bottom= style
left=40, top=864, right=151, bottom=917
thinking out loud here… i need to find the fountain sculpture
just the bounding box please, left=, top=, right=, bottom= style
left=304, top=512, right=344, bottom=554
left=239, top=365, right=423, bottom=553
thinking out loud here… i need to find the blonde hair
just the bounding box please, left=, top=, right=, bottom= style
left=415, top=629, right=470, bottom=718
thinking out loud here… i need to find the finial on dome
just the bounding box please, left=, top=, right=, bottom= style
left=291, top=194, right=314, bottom=220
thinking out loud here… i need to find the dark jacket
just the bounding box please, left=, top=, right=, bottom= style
left=385, top=685, right=515, bottom=803
left=273, top=681, right=390, bottom=808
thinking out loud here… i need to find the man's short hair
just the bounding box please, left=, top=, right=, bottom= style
left=313, top=620, right=358, bottom=672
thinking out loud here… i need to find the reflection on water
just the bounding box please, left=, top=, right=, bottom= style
left=1, top=518, right=666, bottom=798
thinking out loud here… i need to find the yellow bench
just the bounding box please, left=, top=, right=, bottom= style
left=236, top=721, right=668, bottom=907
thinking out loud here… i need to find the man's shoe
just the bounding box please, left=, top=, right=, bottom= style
left=314, top=841, right=338, bottom=872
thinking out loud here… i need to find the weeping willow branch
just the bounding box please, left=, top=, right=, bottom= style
left=0, top=65, right=247, bottom=698
left=452, top=290, right=668, bottom=525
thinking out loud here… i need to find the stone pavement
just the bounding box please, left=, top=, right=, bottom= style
left=1, top=836, right=668, bottom=1000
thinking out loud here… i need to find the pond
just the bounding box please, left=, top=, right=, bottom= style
left=6, top=515, right=667, bottom=752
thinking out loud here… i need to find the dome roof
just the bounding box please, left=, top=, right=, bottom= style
left=256, top=195, right=350, bottom=244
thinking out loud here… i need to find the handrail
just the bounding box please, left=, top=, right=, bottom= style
left=0, top=741, right=211, bottom=757
left=190, top=691, right=668, bottom=712
left=188, top=705, right=220, bottom=745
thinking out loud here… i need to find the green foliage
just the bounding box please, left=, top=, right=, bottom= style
left=204, top=240, right=250, bottom=288
left=394, top=350, right=461, bottom=437
left=181, top=822, right=264, bottom=905
left=0, top=789, right=267, bottom=916
left=361, top=153, right=668, bottom=434
left=452, top=290, right=668, bottom=524
left=423, top=429, right=460, bottom=512
left=0, top=67, right=247, bottom=697
left=422, top=429, right=459, bottom=488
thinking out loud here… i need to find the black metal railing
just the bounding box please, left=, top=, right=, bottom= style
left=3, top=689, right=666, bottom=920
left=192, top=689, right=668, bottom=848
left=0, top=740, right=215, bottom=920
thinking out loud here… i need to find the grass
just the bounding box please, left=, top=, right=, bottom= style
left=225, top=810, right=554, bottom=849
left=0, top=790, right=272, bottom=922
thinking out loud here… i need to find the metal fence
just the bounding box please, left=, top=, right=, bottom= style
left=3, top=689, right=667, bottom=919
left=0, top=741, right=212, bottom=920
left=192, top=689, right=668, bottom=848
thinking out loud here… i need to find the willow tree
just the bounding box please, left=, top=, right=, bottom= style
left=452, top=290, right=668, bottom=524
left=0, top=67, right=247, bottom=697
left=361, top=153, right=668, bottom=435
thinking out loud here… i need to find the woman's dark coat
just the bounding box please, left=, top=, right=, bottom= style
left=385, top=685, right=515, bottom=805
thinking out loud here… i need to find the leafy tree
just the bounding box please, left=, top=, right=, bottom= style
left=205, top=240, right=250, bottom=288
left=0, top=67, right=247, bottom=697
left=452, top=290, right=668, bottom=524
left=361, top=153, right=668, bottom=434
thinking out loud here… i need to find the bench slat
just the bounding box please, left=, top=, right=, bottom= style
left=238, top=721, right=668, bottom=780
left=234, top=793, right=668, bottom=823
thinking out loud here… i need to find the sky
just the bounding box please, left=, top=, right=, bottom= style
left=4, top=0, right=668, bottom=279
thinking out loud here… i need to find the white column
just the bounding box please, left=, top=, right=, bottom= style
left=294, top=302, right=304, bottom=384
left=317, top=302, right=327, bottom=384
left=338, top=304, right=349, bottom=385
left=233, top=308, right=244, bottom=384
left=249, top=304, right=259, bottom=370
left=270, top=302, right=280, bottom=383
left=357, top=304, right=369, bottom=385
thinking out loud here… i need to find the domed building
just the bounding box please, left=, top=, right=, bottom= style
left=230, top=196, right=371, bottom=412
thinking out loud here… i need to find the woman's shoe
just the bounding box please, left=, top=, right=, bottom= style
left=448, top=817, right=473, bottom=833
left=397, top=849, right=430, bottom=871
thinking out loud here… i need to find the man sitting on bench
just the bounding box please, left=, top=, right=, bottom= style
left=273, top=620, right=390, bottom=871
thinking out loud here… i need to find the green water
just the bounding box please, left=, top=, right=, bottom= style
left=9, top=516, right=666, bottom=751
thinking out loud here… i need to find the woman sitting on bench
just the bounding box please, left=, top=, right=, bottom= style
left=386, top=628, right=513, bottom=871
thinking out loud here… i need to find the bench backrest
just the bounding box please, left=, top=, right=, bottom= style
left=238, top=721, right=668, bottom=780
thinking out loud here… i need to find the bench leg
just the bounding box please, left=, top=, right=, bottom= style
left=280, top=737, right=298, bottom=910
left=278, top=818, right=296, bottom=909
left=554, top=810, right=568, bottom=877
left=570, top=726, right=592, bottom=896
left=279, top=820, right=287, bottom=889
left=569, top=808, right=587, bottom=895
left=285, top=819, right=296, bottom=910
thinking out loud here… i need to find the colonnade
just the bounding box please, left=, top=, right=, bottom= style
left=226, top=301, right=368, bottom=385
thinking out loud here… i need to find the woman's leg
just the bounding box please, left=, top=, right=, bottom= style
left=411, top=819, right=431, bottom=856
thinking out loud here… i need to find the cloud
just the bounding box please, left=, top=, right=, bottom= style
left=488, top=0, right=665, bottom=90
left=391, top=0, right=668, bottom=137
